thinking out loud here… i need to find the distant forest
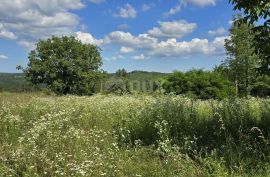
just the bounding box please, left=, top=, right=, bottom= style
left=0, top=71, right=168, bottom=93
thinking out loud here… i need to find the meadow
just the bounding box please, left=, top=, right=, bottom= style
left=0, top=93, right=269, bottom=176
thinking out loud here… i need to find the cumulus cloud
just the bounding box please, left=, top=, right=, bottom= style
left=148, top=20, right=197, bottom=39
left=114, top=4, right=137, bottom=18
left=104, top=31, right=157, bottom=49
left=0, top=54, right=8, bottom=60
left=0, top=0, right=85, bottom=47
left=120, top=47, right=134, bottom=53
left=150, top=38, right=213, bottom=57
left=103, top=30, right=226, bottom=58
left=208, top=27, right=226, bottom=36
left=75, top=31, right=103, bottom=45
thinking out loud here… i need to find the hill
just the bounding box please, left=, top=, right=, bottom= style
left=0, top=71, right=169, bottom=92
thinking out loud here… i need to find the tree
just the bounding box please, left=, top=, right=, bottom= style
left=229, top=0, right=270, bottom=75
left=23, top=36, right=103, bottom=95
left=222, top=21, right=259, bottom=96
left=115, top=68, right=128, bottom=78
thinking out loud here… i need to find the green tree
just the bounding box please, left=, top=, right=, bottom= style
left=229, top=0, right=270, bottom=75
left=222, top=21, right=259, bottom=96
left=115, top=68, right=128, bottom=78
left=24, top=36, right=103, bottom=95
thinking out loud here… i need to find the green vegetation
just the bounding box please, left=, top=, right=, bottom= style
left=22, top=36, right=103, bottom=95
left=162, top=70, right=235, bottom=99
left=216, top=20, right=270, bottom=98
left=0, top=73, right=39, bottom=92
left=1, top=3, right=270, bottom=176
left=229, top=0, right=270, bottom=75
left=223, top=21, right=258, bottom=96
left=0, top=93, right=269, bottom=176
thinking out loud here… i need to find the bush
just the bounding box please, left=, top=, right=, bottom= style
left=163, top=70, right=236, bottom=99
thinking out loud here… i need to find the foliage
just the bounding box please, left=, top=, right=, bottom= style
left=250, top=76, right=270, bottom=97
left=23, top=36, right=103, bottom=95
left=221, top=21, right=259, bottom=96
left=162, top=70, right=235, bottom=99
left=229, top=0, right=270, bottom=75
left=104, top=77, right=130, bottom=95
left=0, top=73, right=40, bottom=92
left=115, top=68, right=128, bottom=78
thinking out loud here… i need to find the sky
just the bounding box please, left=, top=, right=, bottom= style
left=0, top=0, right=236, bottom=73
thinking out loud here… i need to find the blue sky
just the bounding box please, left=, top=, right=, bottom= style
left=0, top=0, right=236, bottom=73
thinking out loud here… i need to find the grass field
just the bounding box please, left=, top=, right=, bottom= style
left=0, top=93, right=269, bottom=176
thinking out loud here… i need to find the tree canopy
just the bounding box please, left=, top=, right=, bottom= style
left=24, top=36, right=103, bottom=95
left=223, top=22, right=259, bottom=96
left=229, top=0, right=270, bottom=75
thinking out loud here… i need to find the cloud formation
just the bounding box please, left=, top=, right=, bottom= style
left=0, top=54, right=8, bottom=60
left=165, top=0, right=217, bottom=17
left=114, top=4, right=137, bottom=18
left=77, top=19, right=227, bottom=60
left=148, top=21, right=197, bottom=38
left=132, top=54, right=146, bottom=60
left=102, top=31, right=227, bottom=59
left=75, top=31, right=103, bottom=45
left=0, top=24, right=17, bottom=40
left=120, top=47, right=134, bottom=53
left=0, top=0, right=85, bottom=47
left=208, top=27, right=226, bottom=36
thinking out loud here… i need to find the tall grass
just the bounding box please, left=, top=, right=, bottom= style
left=0, top=93, right=269, bottom=176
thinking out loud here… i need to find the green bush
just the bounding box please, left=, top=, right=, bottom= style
left=163, top=70, right=236, bottom=99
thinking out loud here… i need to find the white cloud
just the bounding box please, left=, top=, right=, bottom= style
left=148, top=20, right=197, bottom=38
left=0, top=0, right=85, bottom=47
left=208, top=27, right=226, bottom=36
left=89, top=0, right=106, bottom=4
left=132, top=54, right=146, bottom=60
left=117, top=24, right=129, bottom=30
left=120, top=47, right=134, bottom=53
left=0, top=24, right=17, bottom=40
left=112, top=55, right=124, bottom=60
left=103, top=30, right=226, bottom=58
left=142, top=3, right=154, bottom=12
left=115, top=4, right=137, bottom=18
left=211, top=36, right=228, bottom=54
left=164, top=1, right=183, bottom=17
left=75, top=31, right=103, bottom=45
left=17, top=40, right=36, bottom=49
left=149, top=38, right=214, bottom=57
left=165, top=0, right=216, bottom=17
left=104, top=31, right=157, bottom=49
left=0, top=54, right=8, bottom=60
